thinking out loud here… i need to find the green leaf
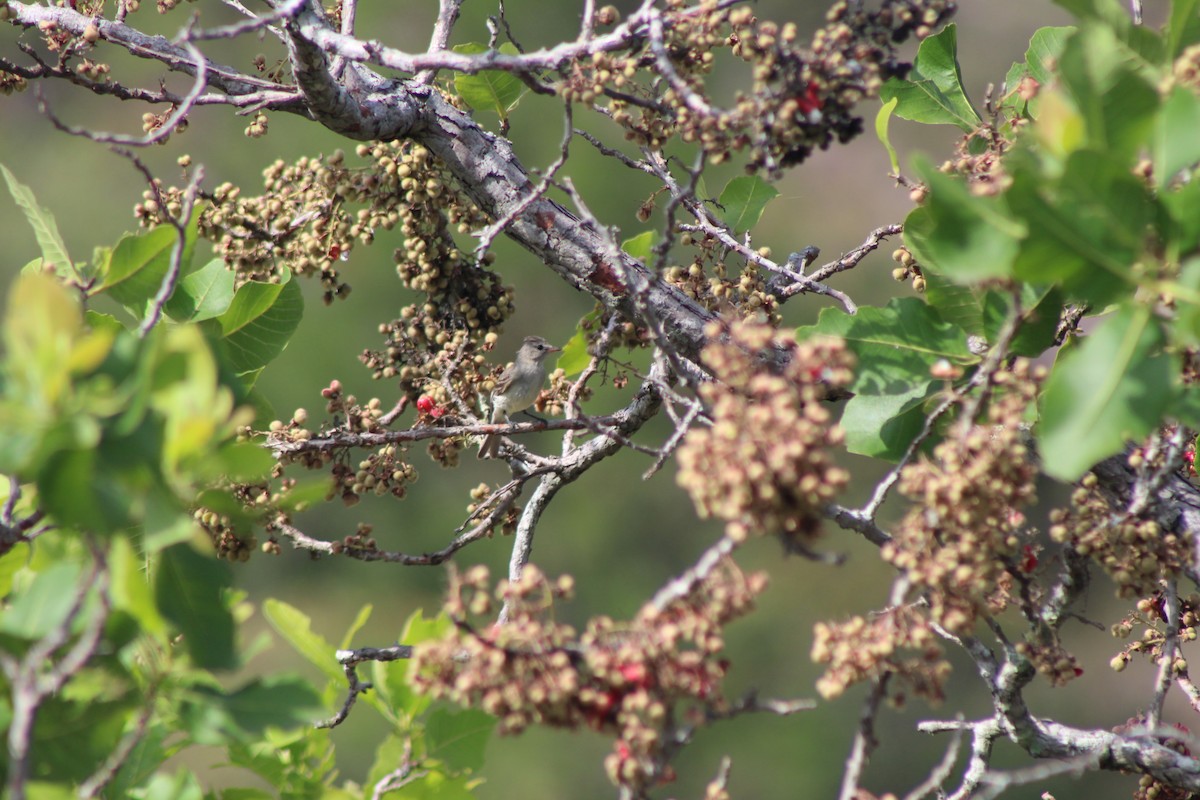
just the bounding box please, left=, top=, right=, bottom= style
left=452, top=43, right=526, bottom=118
left=0, top=163, right=73, bottom=279
left=798, top=299, right=976, bottom=457
left=1025, top=27, right=1076, bottom=86
left=203, top=274, right=303, bottom=374
left=879, top=24, right=981, bottom=131
left=155, top=543, right=236, bottom=670
left=0, top=561, right=84, bottom=639
left=620, top=231, right=657, bottom=260
left=1055, top=23, right=1159, bottom=159
left=210, top=675, right=326, bottom=735
left=905, top=160, right=1024, bottom=282
left=339, top=603, right=374, bottom=650
left=165, top=258, right=235, bottom=322
left=875, top=97, right=900, bottom=174
left=133, top=769, right=204, bottom=800
left=426, top=707, right=494, bottom=771
left=1155, top=86, right=1200, bottom=182
left=378, top=610, right=452, bottom=720
left=718, top=175, right=779, bottom=232
left=919, top=265, right=983, bottom=336
left=263, top=599, right=345, bottom=684
left=982, top=286, right=1063, bottom=358
left=98, top=226, right=182, bottom=317
left=1167, top=0, right=1200, bottom=58
left=1008, top=149, right=1151, bottom=305
left=1038, top=305, right=1176, bottom=480
left=839, top=385, right=935, bottom=460
left=557, top=310, right=601, bottom=377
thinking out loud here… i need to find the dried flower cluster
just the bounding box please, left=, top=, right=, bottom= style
left=411, top=560, right=766, bottom=792
left=1110, top=593, right=1200, bottom=673
left=567, top=0, right=954, bottom=174
left=677, top=321, right=853, bottom=545
left=811, top=604, right=949, bottom=704
left=882, top=363, right=1040, bottom=634
left=663, top=239, right=781, bottom=322
left=1049, top=470, right=1193, bottom=600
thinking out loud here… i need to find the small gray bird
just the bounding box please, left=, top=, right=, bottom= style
left=478, top=336, right=561, bottom=459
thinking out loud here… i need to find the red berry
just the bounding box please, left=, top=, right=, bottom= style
left=416, top=395, right=435, bottom=414
left=618, top=662, right=648, bottom=687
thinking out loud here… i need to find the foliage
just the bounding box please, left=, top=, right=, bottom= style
left=4, top=0, right=1200, bottom=799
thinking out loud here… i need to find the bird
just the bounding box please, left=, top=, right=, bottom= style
left=478, top=335, right=561, bottom=459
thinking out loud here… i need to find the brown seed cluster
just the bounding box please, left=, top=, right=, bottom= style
left=1110, top=593, right=1200, bottom=675
left=563, top=0, right=954, bottom=174
left=1049, top=468, right=1193, bottom=600
left=663, top=238, right=781, bottom=322
left=676, top=321, right=853, bottom=545
left=811, top=605, right=949, bottom=704
left=1172, top=43, right=1200, bottom=92
left=882, top=363, right=1040, bottom=634
left=411, top=559, right=766, bottom=792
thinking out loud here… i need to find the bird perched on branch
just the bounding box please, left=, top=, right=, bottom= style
left=478, top=336, right=560, bottom=459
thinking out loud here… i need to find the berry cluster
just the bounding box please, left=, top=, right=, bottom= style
left=811, top=604, right=949, bottom=705
left=882, top=362, right=1041, bottom=634
left=676, top=321, right=853, bottom=545
left=411, top=559, right=766, bottom=792
left=663, top=238, right=781, bottom=322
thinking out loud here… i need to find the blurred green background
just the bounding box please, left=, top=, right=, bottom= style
left=0, top=2, right=1179, bottom=798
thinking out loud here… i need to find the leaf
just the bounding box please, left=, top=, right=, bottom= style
left=905, top=160, right=1024, bottom=282
left=919, top=264, right=983, bottom=336
left=879, top=24, right=981, bottom=131
left=377, top=610, right=453, bottom=721
left=202, top=274, right=303, bottom=374
left=97, top=225, right=182, bottom=317
left=797, top=299, right=976, bottom=458
left=1024, top=27, right=1076, bottom=86
left=875, top=97, right=900, bottom=175
left=1038, top=304, right=1176, bottom=480
left=1008, top=149, right=1151, bottom=305
left=425, top=707, right=494, bottom=771
left=557, top=310, right=601, bottom=377
left=339, top=603, right=374, bottom=650
left=982, top=286, right=1063, bottom=358
left=263, top=599, right=346, bottom=684
left=621, top=231, right=657, bottom=260
left=452, top=43, right=526, bottom=118
left=1055, top=23, right=1160, bottom=159
left=165, top=258, right=235, bottom=322
left=0, top=561, right=84, bottom=639
left=718, top=175, right=779, bottom=232
left=1167, top=0, right=1200, bottom=59
left=1154, top=87, right=1200, bottom=183
left=155, top=543, right=236, bottom=670
left=211, top=676, right=326, bottom=735
left=0, top=163, right=73, bottom=278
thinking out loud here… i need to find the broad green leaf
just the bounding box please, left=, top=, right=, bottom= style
left=452, top=43, right=526, bottom=118
left=1053, top=0, right=1164, bottom=63
left=1167, top=0, right=1200, bottom=58
left=378, top=610, right=452, bottom=720
left=165, top=258, right=235, bottom=322
left=919, top=264, right=983, bottom=336
left=557, top=310, right=601, bottom=376
left=203, top=274, right=303, bottom=374
left=718, top=175, right=779, bottom=232
left=263, top=599, right=346, bottom=684
left=1162, top=174, right=1200, bottom=256
left=98, top=226, right=182, bottom=316
left=37, top=445, right=131, bottom=534
left=108, top=723, right=172, bottom=799
left=621, top=231, right=657, bottom=260
left=1008, top=149, right=1150, bottom=305
left=1154, top=86, right=1200, bottom=182
left=798, top=299, right=976, bottom=457
left=1039, top=305, right=1175, bottom=480
left=982, top=286, right=1063, bottom=358
left=156, top=542, right=236, bottom=670
left=0, top=163, right=73, bottom=279
left=1173, top=257, right=1200, bottom=346
left=839, top=384, right=935, bottom=460
left=879, top=24, right=981, bottom=131
left=110, top=537, right=167, bottom=638
left=134, top=769, right=204, bottom=800
left=339, top=603, right=374, bottom=650
left=905, top=161, right=1024, bottom=282
left=426, top=707, right=494, bottom=771
left=0, top=561, right=84, bottom=639
left=1055, top=23, right=1159, bottom=159
left=1025, top=27, right=1076, bottom=86
left=206, top=676, right=325, bottom=735
left=875, top=97, right=900, bottom=174
left=4, top=273, right=84, bottom=407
